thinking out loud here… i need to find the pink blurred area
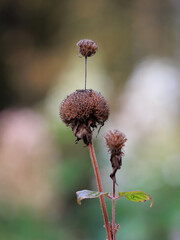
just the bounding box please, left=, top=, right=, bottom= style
left=0, top=108, right=57, bottom=210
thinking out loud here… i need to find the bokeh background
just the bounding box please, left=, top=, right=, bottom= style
left=0, top=0, right=180, bottom=239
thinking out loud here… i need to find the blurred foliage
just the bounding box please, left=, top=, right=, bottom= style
left=0, top=204, right=74, bottom=240
left=0, top=0, right=177, bottom=109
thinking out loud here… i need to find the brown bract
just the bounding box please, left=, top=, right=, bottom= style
left=105, top=130, right=127, bottom=183
left=60, top=89, right=109, bottom=145
left=105, top=130, right=127, bottom=155
left=76, top=39, right=98, bottom=57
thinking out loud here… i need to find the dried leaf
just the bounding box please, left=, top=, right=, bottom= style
left=76, top=190, right=109, bottom=205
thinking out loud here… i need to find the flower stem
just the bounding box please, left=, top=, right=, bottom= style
left=89, top=141, right=112, bottom=240
left=85, top=56, right=87, bottom=90
left=112, top=181, right=116, bottom=240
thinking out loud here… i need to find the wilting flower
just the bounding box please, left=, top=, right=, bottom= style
left=60, top=89, right=109, bottom=145
left=76, top=39, right=98, bottom=57
left=105, top=130, right=127, bottom=182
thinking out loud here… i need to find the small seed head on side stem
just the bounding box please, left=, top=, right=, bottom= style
left=105, top=130, right=127, bottom=183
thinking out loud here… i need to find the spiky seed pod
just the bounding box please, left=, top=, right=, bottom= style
left=104, top=130, right=127, bottom=183
left=60, top=89, right=109, bottom=145
left=76, top=39, right=98, bottom=57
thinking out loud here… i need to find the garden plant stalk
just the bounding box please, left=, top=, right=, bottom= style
left=112, top=181, right=116, bottom=240
left=89, top=141, right=112, bottom=240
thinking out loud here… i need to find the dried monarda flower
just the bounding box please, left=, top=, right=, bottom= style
left=76, top=39, right=98, bottom=90
left=76, top=39, right=98, bottom=57
left=105, top=130, right=127, bottom=183
left=60, top=89, right=109, bottom=145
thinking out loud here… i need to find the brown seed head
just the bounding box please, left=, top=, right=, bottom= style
left=105, top=130, right=127, bottom=155
left=76, top=39, right=98, bottom=57
left=60, top=89, right=109, bottom=125
left=105, top=130, right=127, bottom=183
left=60, top=89, right=109, bottom=145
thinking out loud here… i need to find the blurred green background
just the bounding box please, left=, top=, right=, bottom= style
left=0, top=0, right=180, bottom=239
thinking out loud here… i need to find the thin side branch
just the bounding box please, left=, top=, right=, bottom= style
left=112, top=181, right=116, bottom=240
left=89, top=142, right=112, bottom=240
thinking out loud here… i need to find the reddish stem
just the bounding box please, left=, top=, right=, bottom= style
left=112, top=181, right=116, bottom=240
left=89, top=141, right=112, bottom=240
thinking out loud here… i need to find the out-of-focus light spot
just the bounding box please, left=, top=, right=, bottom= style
left=103, top=57, right=180, bottom=191
left=113, top=57, right=180, bottom=148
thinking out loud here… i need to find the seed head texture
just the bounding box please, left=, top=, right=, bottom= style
left=60, top=89, right=109, bottom=145
left=60, top=89, right=109, bottom=125
left=105, top=130, right=127, bottom=154
left=76, top=39, right=98, bottom=57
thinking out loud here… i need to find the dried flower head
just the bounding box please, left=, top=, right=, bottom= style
left=105, top=130, right=127, bottom=182
left=76, top=39, right=98, bottom=57
left=60, top=89, right=109, bottom=145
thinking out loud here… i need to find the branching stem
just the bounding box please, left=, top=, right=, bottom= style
left=89, top=141, right=112, bottom=240
left=112, top=181, right=116, bottom=240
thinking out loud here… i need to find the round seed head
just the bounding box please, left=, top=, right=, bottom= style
left=60, top=89, right=109, bottom=125
left=76, top=39, right=98, bottom=57
left=105, top=130, right=127, bottom=154
left=60, top=89, right=109, bottom=145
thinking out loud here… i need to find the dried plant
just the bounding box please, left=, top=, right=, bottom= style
left=60, top=89, right=109, bottom=145
left=105, top=130, right=127, bottom=183
left=59, top=39, right=152, bottom=240
left=76, top=39, right=98, bottom=57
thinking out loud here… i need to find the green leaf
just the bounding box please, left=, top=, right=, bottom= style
left=118, top=190, right=153, bottom=207
left=76, top=190, right=109, bottom=205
